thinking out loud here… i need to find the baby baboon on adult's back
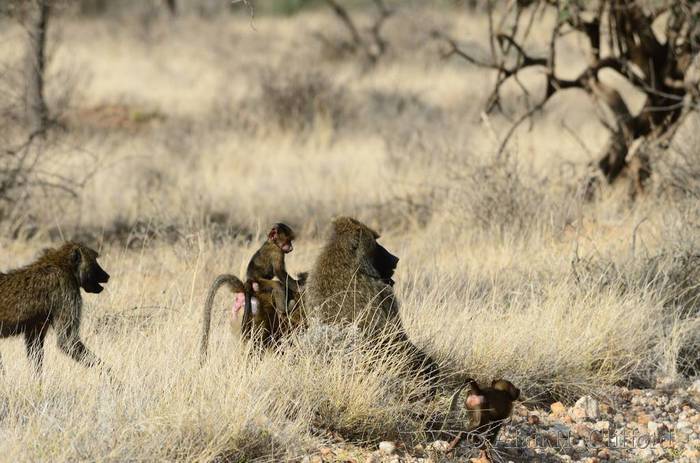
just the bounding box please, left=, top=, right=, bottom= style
left=246, top=223, right=301, bottom=293
left=0, top=242, right=110, bottom=374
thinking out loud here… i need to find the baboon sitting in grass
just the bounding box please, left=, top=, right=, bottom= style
left=305, top=216, right=439, bottom=391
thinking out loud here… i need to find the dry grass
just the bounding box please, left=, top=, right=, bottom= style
left=0, top=4, right=699, bottom=461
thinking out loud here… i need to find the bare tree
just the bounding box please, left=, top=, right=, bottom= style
left=436, top=0, right=700, bottom=197
left=24, top=0, right=50, bottom=134
left=164, top=0, right=177, bottom=16
left=321, top=0, right=394, bottom=65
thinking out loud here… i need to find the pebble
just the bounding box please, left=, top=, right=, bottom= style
left=378, top=441, right=396, bottom=455
left=689, top=380, right=700, bottom=394
left=302, top=383, right=700, bottom=463
left=551, top=401, right=567, bottom=416
left=677, top=420, right=693, bottom=432
left=648, top=421, right=660, bottom=435
left=573, top=395, right=599, bottom=421
left=426, top=440, right=449, bottom=452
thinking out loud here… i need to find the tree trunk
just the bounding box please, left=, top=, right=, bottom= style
left=24, top=0, right=50, bottom=134
left=165, top=0, right=177, bottom=16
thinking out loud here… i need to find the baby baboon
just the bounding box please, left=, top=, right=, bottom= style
left=246, top=223, right=301, bottom=293
left=0, top=242, right=110, bottom=374
left=200, top=274, right=303, bottom=362
left=447, top=378, right=521, bottom=456
left=305, top=216, right=439, bottom=388
left=251, top=278, right=306, bottom=336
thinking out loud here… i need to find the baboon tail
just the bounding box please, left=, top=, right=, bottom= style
left=200, top=274, right=245, bottom=364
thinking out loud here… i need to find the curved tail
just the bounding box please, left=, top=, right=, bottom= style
left=200, top=274, right=246, bottom=363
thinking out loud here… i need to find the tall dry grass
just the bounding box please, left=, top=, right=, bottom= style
left=0, top=5, right=699, bottom=461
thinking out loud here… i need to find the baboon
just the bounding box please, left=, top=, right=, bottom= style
left=0, top=242, right=110, bottom=374
left=305, top=216, right=439, bottom=389
left=200, top=274, right=303, bottom=362
left=246, top=222, right=305, bottom=331
left=247, top=223, right=300, bottom=293
left=447, top=378, right=521, bottom=457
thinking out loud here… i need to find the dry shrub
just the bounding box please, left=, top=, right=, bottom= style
left=405, top=273, right=665, bottom=402
left=274, top=321, right=430, bottom=441
left=258, top=70, right=349, bottom=132
left=626, top=248, right=700, bottom=378
left=571, top=242, right=700, bottom=317
left=447, top=155, right=581, bottom=236
left=569, top=241, right=700, bottom=380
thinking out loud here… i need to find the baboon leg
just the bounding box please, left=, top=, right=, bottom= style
left=57, top=337, right=101, bottom=367
left=24, top=323, right=49, bottom=374
left=271, top=283, right=294, bottom=323
left=0, top=353, right=4, bottom=376
left=54, top=301, right=102, bottom=368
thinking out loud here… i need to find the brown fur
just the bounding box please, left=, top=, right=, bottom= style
left=305, top=217, right=397, bottom=331
left=0, top=242, right=110, bottom=374
left=200, top=274, right=305, bottom=362
left=253, top=278, right=306, bottom=338
left=448, top=378, right=520, bottom=456
left=305, top=216, right=439, bottom=388
left=200, top=274, right=247, bottom=362
left=246, top=223, right=300, bottom=293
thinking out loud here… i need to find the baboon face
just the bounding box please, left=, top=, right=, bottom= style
left=269, top=223, right=295, bottom=253
left=334, top=217, right=399, bottom=284
left=73, top=245, right=110, bottom=294
left=372, top=242, right=399, bottom=285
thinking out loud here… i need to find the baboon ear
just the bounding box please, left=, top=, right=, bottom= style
left=268, top=225, right=279, bottom=241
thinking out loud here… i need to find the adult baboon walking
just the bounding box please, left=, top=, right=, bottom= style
left=305, top=217, right=439, bottom=387
left=0, top=242, right=110, bottom=374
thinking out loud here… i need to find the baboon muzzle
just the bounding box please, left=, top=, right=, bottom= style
left=82, top=264, right=110, bottom=294
left=373, top=244, right=399, bottom=284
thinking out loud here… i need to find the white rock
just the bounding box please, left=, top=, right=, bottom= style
left=572, top=395, right=599, bottom=421
left=677, top=421, right=692, bottom=432
left=648, top=421, right=660, bottom=436
left=594, top=420, right=610, bottom=432
left=379, top=441, right=396, bottom=455
left=689, top=379, right=700, bottom=394
left=551, top=423, right=571, bottom=434
left=427, top=440, right=450, bottom=452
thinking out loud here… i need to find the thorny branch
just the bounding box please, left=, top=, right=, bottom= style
left=434, top=0, right=700, bottom=195
left=322, top=0, right=395, bottom=64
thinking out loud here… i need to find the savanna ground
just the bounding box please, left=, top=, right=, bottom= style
left=0, top=1, right=699, bottom=461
